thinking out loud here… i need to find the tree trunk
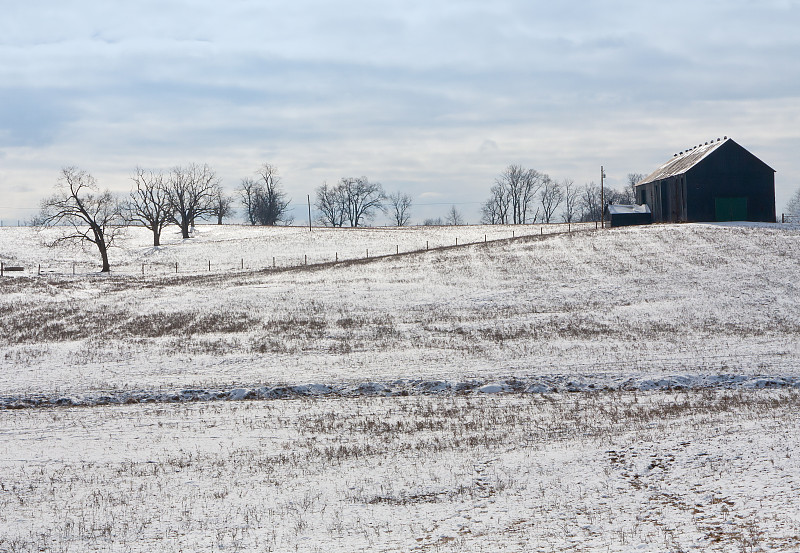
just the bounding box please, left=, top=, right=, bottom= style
left=98, top=239, right=111, bottom=272
left=153, top=230, right=161, bottom=247
left=91, top=224, right=112, bottom=272
left=180, top=219, right=190, bottom=239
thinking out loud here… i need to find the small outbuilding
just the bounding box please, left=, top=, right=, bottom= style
left=605, top=203, right=652, bottom=227
left=636, top=137, right=775, bottom=223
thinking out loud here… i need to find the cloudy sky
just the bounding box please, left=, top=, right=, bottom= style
left=2, top=0, right=799, bottom=224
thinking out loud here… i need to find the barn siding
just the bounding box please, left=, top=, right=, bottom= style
left=637, top=139, right=775, bottom=223
left=685, top=141, right=775, bottom=222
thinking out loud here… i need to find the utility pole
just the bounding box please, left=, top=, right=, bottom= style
left=600, top=165, right=606, bottom=228
left=307, top=195, right=312, bottom=232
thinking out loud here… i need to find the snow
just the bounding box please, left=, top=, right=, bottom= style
left=2, top=221, right=800, bottom=551
left=2, top=222, right=799, bottom=397
left=1, top=392, right=799, bottom=552
left=607, top=203, right=650, bottom=215
left=0, top=222, right=593, bottom=276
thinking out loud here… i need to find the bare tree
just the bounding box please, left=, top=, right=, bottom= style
left=786, top=187, right=800, bottom=218
left=500, top=165, right=524, bottom=224
left=445, top=205, right=464, bottom=226
left=125, top=167, right=171, bottom=246
left=579, top=182, right=602, bottom=222
left=387, top=191, right=413, bottom=226
left=423, top=217, right=444, bottom=226
left=210, top=190, right=235, bottom=225
left=342, top=177, right=385, bottom=227
left=252, top=164, right=292, bottom=226
left=626, top=173, right=645, bottom=204
left=165, top=163, right=221, bottom=239
left=539, top=175, right=564, bottom=223
left=239, top=177, right=259, bottom=225
left=561, top=179, right=578, bottom=223
left=519, top=168, right=542, bottom=224
left=579, top=182, right=627, bottom=222
left=315, top=181, right=347, bottom=227
left=490, top=165, right=542, bottom=224
left=481, top=183, right=511, bottom=224
left=503, top=165, right=527, bottom=224
left=36, top=167, right=121, bottom=272
left=315, top=177, right=385, bottom=227
left=605, top=188, right=627, bottom=205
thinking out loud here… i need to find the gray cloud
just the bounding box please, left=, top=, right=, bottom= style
left=1, top=0, right=799, bottom=221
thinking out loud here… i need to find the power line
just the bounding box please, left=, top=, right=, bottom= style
left=284, top=201, right=483, bottom=207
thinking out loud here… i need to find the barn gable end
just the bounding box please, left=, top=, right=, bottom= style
left=635, top=138, right=775, bottom=223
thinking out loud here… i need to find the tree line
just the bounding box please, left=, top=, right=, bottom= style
left=34, top=164, right=416, bottom=272
left=128, top=162, right=297, bottom=244
left=35, top=163, right=294, bottom=272
left=480, top=164, right=644, bottom=225
left=34, top=163, right=646, bottom=272
left=313, top=177, right=414, bottom=228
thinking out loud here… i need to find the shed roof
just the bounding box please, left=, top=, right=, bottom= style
left=637, top=137, right=729, bottom=185
left=607, top=204, right=651, bottom=215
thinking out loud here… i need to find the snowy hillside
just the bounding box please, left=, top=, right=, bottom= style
left=0, top=222, right=594, bottom=275
left=3, top=222, right=800, bottom=553
left=1, top=222, right=799, bottom=399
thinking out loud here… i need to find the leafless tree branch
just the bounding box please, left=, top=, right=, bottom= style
left=36, top=167, right=122, bottom=272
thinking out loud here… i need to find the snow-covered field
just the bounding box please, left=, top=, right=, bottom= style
left=2, top=222, right=800, bottom=551
left=0, top=222, right=594, bottom=276
left=2, top=391, right=800, bottom=552
left=1, top=222, right=799, bottom=397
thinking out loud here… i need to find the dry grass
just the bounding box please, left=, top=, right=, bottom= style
left=1, top=390, right=799, bottom=552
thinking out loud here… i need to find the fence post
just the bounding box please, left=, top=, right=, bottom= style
left=241, top=258, right=244, bottom=270
left=426, top=241, right=429, bottom=250
left=273, top=257, right=275, bottom=269
left=142, top=263, right=145, bottom=275
left=456, top=237, right=458, bottom=246
left=366, top=249, right=369, bottom=258
left=512, top=230, right=515, bottom=238
left=175, top=262, right=178, bottom=273
left=396, top=245, right=399, bottom=255
left=1, top=262, right=3, bottom=277
left=568, top=222, right=571, bottom=233
left=335, top=252, right=338, bottom=262
left=305, top=254, right=307, bottom=265
left=208, top=260, right=211, bottom=272
left=782, top=213, right=785, bottom=223
left=73, top=262, right=75, bottom=276
left=38, top=264, right=41, bottom=275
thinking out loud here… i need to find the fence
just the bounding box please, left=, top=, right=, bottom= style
left=0, top=262, right=25, bottom=276
left=781, top=213, right=799, bottom=223
left=1, top=221, right=600, bottom=277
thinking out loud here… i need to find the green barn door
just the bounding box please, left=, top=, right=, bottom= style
left=715, top=197, right=748, bottom=221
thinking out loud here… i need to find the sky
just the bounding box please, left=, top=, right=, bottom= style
left=1, top=0, right=799, bottom=225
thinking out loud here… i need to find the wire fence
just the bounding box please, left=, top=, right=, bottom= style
left=1, top=221, right=600, bottom=277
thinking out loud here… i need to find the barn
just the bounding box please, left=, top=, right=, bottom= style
left=635, top=137, right=775, bottom=223
left=605, top=203, right=652, bottom=227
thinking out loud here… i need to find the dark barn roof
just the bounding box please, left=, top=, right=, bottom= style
left=637, top=137, right=775, bottom=186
